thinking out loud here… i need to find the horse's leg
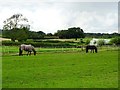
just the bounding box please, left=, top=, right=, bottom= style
left=91, top=49, right=93, bottom=53
left=19, top=49, right=22, bottom=56
left=86, top=48, right=88, bottom=53
left=29, top=51, right=31, bottom=55
left=27, top=51, right=31, bottom=55
left=33, top=50, right=36, bottom=55
left=27, top=51, right=29, bottom=56
left=19, top=51, right=21, bottom=56
left=95, top=48, right=97, bottom=53
left=90, top=49, right=92, bottom=53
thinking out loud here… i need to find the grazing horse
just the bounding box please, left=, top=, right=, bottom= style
left=86, top=45, right=97, bottom=53
left=19, top=44, right=36, bottom=56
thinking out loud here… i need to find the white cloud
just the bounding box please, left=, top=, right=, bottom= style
left=0, top=1, right=118, bottom=34
left=69, top=11, right=118, bottom=33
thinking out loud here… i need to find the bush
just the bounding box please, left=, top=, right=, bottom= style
left=2, top=41, right=21, bottom=46
left=110, top=37, right=120, bottom=45
left=2, top=41, right=76, bottom=48
left=85, top=39, right=90, bottom=45
left=97, top=40, right=105, bottom=46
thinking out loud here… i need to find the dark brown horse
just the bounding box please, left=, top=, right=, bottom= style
left=86, top=45, right=97, bottom=53
left=19, top=44, right=36, bottom=56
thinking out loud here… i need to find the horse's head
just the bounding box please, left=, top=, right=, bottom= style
left=33, top=50, right=36, bottom=55
left=29, top=45, right=36, bottom=55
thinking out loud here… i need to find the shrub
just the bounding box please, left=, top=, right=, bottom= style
left=110, top=37, right=120, bottom=45
left=2, top=41, right=21, bottom=46
left=97, top=40, right=105, bottom=46
left=2, top=41, right=76, bottom=48
left=85, top=39, right=90, bottom=45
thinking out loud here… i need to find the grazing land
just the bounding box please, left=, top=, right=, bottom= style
left=2, top=46, right=118, bottom=88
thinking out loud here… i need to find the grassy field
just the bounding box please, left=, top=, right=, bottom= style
left=1, top=45, right=119, bottom=55
left=2, top=47, right=118, bottom=88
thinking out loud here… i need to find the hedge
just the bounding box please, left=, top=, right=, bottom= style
left=2, top=41, right=77, bottom=48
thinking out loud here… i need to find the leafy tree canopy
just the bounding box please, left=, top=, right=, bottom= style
left=55, top=27, right=85, bottom=40
left=3, top=14, right=30, bottom=42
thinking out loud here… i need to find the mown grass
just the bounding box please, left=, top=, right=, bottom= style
left=2, top=50, right=118, bottom=88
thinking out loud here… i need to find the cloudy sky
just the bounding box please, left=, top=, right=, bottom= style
left=0, top=0, right=119, bottom=34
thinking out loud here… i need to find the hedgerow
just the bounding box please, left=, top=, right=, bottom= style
left=2, top=41, right=77, bottom=48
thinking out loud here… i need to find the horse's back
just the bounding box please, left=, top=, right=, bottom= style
left=86, top=45, right=96, bottom=49
left=20, top=44, right=34, bottom=51
left=25, top=45, right=34, bottom=51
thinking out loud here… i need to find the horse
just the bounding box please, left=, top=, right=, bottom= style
left=86, top=45, right=97, bottom=53
left=19, top=44, right=36, bottom=56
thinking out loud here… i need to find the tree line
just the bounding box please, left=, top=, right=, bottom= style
left=2, top=13, right=120, bottom=42
left=2, top=27, right=85, bottom=41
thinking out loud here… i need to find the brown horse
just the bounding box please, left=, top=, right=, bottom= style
left=19, top=44, right=36, bottom=56
left=86, top=45, right=97, bottom=53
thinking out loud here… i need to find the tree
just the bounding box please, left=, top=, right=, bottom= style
left=17, top=27, right=29, bottom=42
left=3, top=14, right=28, bottom=30
left=3, top=14, right=29, bottom=42
left=110, top=37, right=120, bottom=45
left=46, top=33, right=53, bottom=36
left=68, top=27, right=85, bottom=40
left=28, top=31, right=46, bottom=39
left=55, top=27, right=85, bottom=39
left=98, top=40, right=105, bottom=46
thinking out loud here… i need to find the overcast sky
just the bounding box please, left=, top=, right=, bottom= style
left=0, top=0, right=119, bottom=34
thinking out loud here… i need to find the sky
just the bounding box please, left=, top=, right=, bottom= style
left=0, top=0, right=119, bottom=34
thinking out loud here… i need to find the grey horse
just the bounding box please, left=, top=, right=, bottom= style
left=19, top=44, right=36, bottom=56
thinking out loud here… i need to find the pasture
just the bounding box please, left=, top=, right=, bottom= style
left=2, top=46, right=118, bottom=88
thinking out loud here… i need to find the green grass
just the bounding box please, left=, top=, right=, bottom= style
left=1, top=46, right=83, bottom=55
left=2, top=50, right=118, bottom=88
left=1, top=45, right=119, bottom=55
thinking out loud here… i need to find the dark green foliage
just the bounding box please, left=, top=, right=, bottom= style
left=85, top=39, right=90, bottom=45
left=2, top=41, right=21, bottom=46
left=17, top=28, right=29, bottom=42
left=55, top=27, right=85, bottom=39
left=28, top=31, right=45, bottom=39
left=80, top=38, right=84, bottom=43
left=2, top=41, right=76, bottom=48
left=110, top=37, right=120, bottom=45
left=46, top=33, right=53, bottom=36
left=3, top=14, right=30, bottom=42
left=85, top=33, right=119, bottom=38
left=97, top=40, right=105, bottom=46
left=2, top=27, right=29, bottom=42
